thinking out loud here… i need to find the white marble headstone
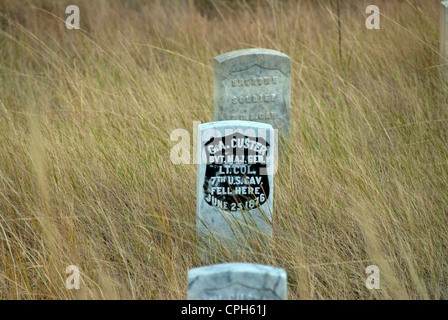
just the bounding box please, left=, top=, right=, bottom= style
left=196, top=121, right=276, bottom=262
left=188, top=263, right=287, bottom=300
left=214, top=48, right=291, bottom=135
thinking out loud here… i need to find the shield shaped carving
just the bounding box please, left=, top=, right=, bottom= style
left=203, top=132, right=270, bottom=211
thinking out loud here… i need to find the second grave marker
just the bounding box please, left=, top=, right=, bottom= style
left=214, top=48, right=291, bottom=135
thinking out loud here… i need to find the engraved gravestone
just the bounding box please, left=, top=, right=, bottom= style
left=197, top=121, right=276, bottom=262
left=441, top=2, right=448, bottom=80
left=188, top=263, right=287, bottom=300
left=214, top=48, right=291, bottom=135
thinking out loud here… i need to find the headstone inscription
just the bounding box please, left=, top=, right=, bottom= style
left=441, top=2, right=448, bottom=79
left=214, top=48, right=291, bottom=136
left=187, top=263, right=287, bottom=300
left=196, top=121, right=276, bottom=262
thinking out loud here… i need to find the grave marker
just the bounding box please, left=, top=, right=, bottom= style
left=196, top=121, right=276, bottom=262
left=214, top=48, right=291, bottom=135
left=188, top=263, right=287, bottom=300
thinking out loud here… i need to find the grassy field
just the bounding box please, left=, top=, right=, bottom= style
left=0, top=0, right=447, bottom=299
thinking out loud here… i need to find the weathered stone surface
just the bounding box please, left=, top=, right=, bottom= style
left=196, top=121, right=275, bottom=263
left=441, top=2, right=448, bottom=79
left=188, top=263, right=287, bottom=300
left=214, top=48, right=291, bottom=136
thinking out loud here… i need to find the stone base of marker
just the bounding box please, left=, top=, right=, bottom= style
left=197, top=212, right=274, bottom=264
left=196, top=121, right=276, bottom=263
left=188, top=263, right=287, bottom=300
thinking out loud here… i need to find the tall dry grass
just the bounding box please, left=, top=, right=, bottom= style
left=0, top=0, right=447, bottom=299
